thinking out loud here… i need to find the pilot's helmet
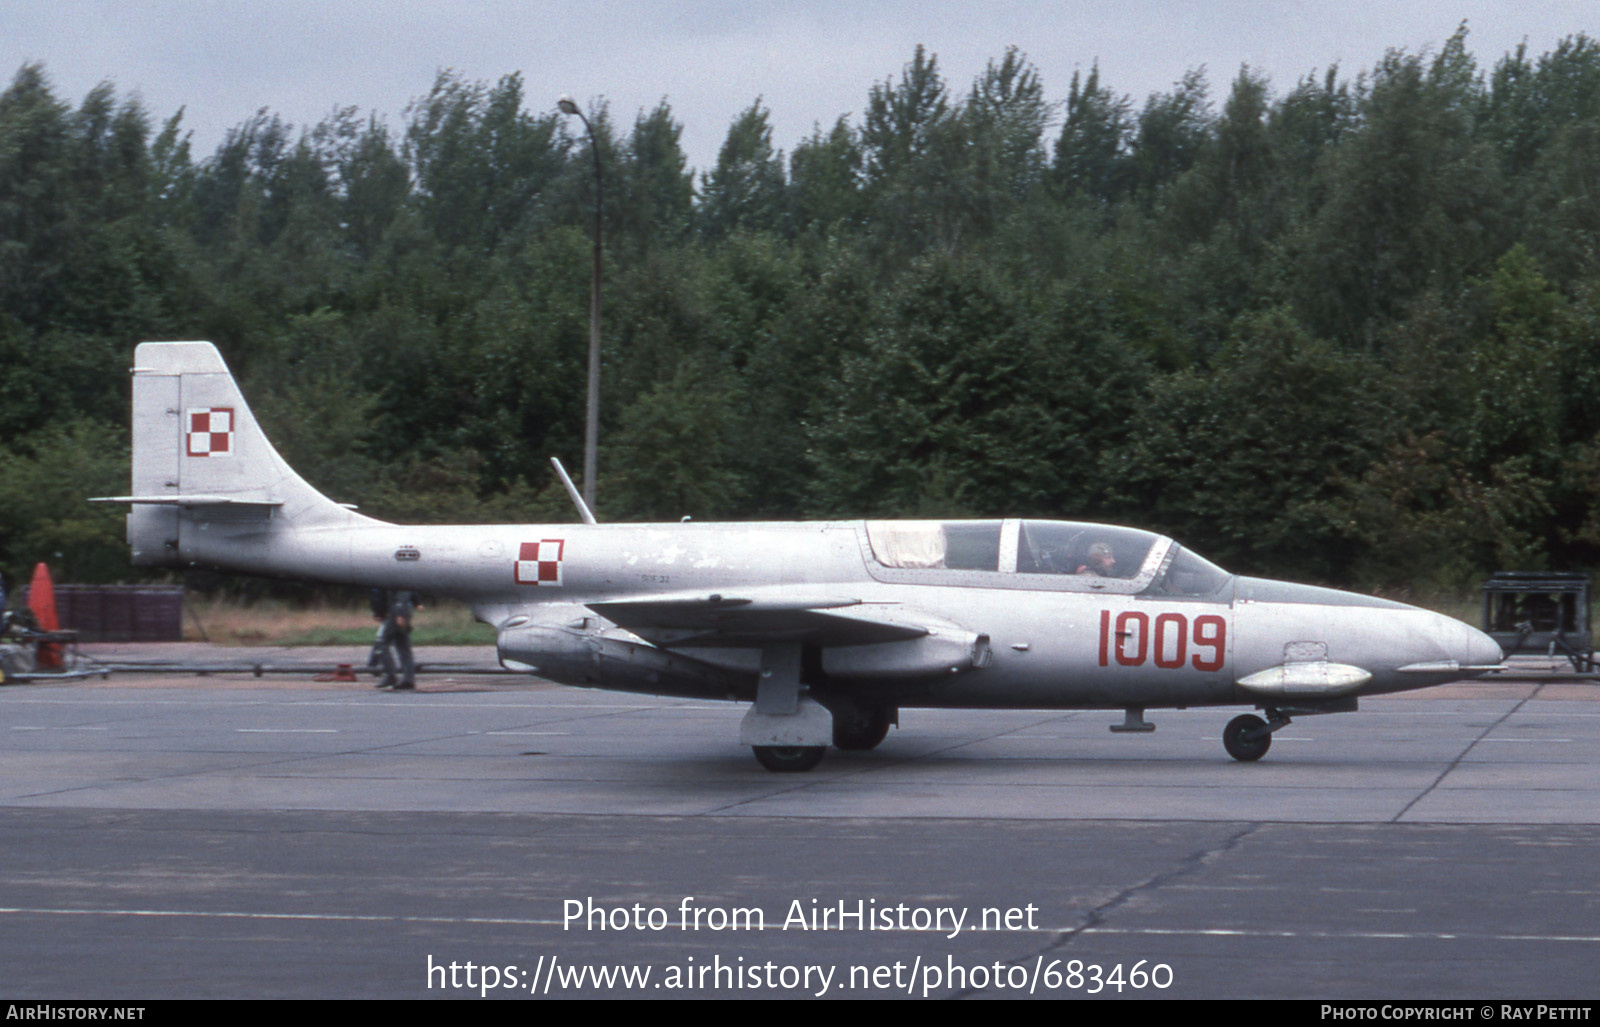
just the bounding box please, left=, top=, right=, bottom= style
left=1088, top=542, right=1113, bottom=559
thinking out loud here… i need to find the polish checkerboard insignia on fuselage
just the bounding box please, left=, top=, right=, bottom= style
left=516, top=540, right=565, bottom=585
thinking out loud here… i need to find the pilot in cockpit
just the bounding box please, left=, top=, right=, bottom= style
left=1077, top=542, right=1117, bottom=577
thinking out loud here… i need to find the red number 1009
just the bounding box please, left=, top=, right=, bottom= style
left=1097, top=610, right=1226, bottom=671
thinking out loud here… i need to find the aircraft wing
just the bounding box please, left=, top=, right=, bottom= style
left=588, top=593, right=941, bottom=647
left=587, top=592, right=989, bottom=679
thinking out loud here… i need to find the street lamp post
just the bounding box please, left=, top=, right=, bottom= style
left=557, top=94, right=602, bottom=512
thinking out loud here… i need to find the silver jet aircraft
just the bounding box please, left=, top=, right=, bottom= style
left=97, top=342, right=1505, bottom=771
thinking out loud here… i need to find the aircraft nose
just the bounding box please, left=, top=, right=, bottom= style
left=1434, top=614, right=1504, bottom=672
left=1461, top=622, right=1506, bottom=668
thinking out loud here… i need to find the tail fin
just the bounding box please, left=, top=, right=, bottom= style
left=98, top=341, right=365, bottom=566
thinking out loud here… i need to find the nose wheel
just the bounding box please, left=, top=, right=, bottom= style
left=1223, top=713, right=1273, bottom=761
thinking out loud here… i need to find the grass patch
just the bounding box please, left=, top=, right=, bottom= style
left=186, top=596, right=495, bottom=646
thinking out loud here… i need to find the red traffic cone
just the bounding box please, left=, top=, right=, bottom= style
left=29, top=562, right=62, bottom=670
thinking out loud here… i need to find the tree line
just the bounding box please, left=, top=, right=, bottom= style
left=3, top=26, right=1599, bottom=594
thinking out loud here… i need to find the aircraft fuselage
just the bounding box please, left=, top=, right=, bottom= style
left=161, top=515, right=1498, bottom=711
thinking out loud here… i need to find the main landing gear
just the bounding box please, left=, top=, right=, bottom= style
left=743, top=644, right=902, bottom=772
left=750, top=706, right=897, bottom=772
left=1222, top=709, right=1292, bottom=762
left=742, top=644, right=839, bottom=773
left=752, top=745, right=828, bottom=773
left=832, top=705, right=895, bottom=751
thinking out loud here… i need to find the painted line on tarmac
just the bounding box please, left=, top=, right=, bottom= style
left=0, top=905, right=1066, bottom=933
left=8, top=903, right=1600, bottom=945
left=235, top=728, right=339, bottom=733
left=1084, top=925, right=1600, bottom=944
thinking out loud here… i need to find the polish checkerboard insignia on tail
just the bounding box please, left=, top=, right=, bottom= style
left=186, top=407, right=234, bottom=457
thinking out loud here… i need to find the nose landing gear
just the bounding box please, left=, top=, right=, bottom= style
left=1222, top=708, right=1292, bottom=762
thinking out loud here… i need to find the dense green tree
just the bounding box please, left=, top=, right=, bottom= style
left=1496, top=35, right=1600, bottom=282
left=1110, top=310, right=1382, bottom=579
left=1147, top=67, right=1280, bottom=351
left=0, top=422, right=128, bottom=584
left=735, top=238, right=874, bottom=515
left=1052, top=64, right=1132, bottom=205
left=787, top=116, right=863, bottom=235
left=1128, top=68, right=1211, bottom=197
left=404, top=71, right=567, bottom=257
left=939, top=47, right=1051, bottom=247
left=699, top=99, right=785, bottom=238
left=329, top=114, right=410, bottom=263
left=603, top=355, right=747, bottom=520
left=6, top=32, right=1600, bottom=591
left=1296, top=28, right=1504, bottom=342
left=615, top=100, right=694, bottom=253
left=808, top=255, right=1086, bottom=516
left=861, top=44, right=950, bottom=186
left=964, top=48, right=1050, bottom=200
left=0, top=66, right=182, bottom=444
left=1267, top=66, right=1353, bottom=192
left=856, top=46, right=964, bottom=258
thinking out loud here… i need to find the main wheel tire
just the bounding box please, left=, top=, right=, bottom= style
left=833, top=707, right=893, bottom=751
left=753, top=745, right=827, bottom=773
left=1223, top=714, right=1272, bottom=762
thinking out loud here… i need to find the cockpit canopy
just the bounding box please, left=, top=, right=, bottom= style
left=864, top=519, right=1232, bottom=597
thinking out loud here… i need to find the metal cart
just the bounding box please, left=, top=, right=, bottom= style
left=1481, top=572, right=1595, bottom=673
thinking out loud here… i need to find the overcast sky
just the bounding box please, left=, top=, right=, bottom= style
left=3, top=1, right=1595, bottom=175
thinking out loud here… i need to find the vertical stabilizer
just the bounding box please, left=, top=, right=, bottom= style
left=111, top=341, right=366, bottom=566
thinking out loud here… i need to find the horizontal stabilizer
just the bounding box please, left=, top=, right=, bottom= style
left=90, top=495, right=284, bottom=507
left=1237, top=662, right=1372, bottom=697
